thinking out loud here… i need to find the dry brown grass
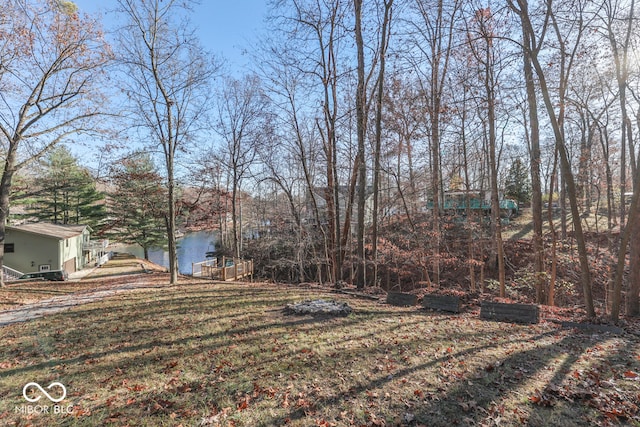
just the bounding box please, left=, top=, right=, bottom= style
left=0, top=255, right=165, bottom=311
left=0, top=281, right=102, bottom=311
left=0, top=277, right=638, bottom=426
left=502, top=207, right=615, bottom=241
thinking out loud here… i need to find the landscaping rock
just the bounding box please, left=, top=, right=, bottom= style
left=284, top=299, right=353, bottom=316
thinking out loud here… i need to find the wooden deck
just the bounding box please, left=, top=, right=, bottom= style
left=192, top=257, right=253, bottom=281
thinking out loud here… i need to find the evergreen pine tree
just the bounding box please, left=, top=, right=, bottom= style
left=30, top=147, right=106, bottom=229
left=107, top=152, right=167, bottom=260
left=504, top=158, right=532, bottom=205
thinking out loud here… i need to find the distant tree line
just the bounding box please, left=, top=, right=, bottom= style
left=12, top=147, right=167, bottom=260
left=4, top=0, right=640, bottom=321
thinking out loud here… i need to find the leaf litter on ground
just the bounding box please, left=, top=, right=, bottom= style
left=0, top=278, right=638, bottom=426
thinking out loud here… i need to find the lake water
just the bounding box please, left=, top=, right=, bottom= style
left=110, top=230, right=218, bottom=275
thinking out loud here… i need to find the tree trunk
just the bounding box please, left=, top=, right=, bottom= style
left=354, top=0, right=367, bottom=289
left=548, top=152, right=560, bottom=307
left=628, top=208, right=640, bottom=315
left=231, top=174, right=241, bottom=258
left=460, top=89, right=476, bottom=292
left=597, top=0, right=639, bottom=320
left=485, top=54, right=505, bottom=297
left=510, top=0, right=595, bottom=317
left=167, top=163, right=179, bottom=284
left=522, top=27, right=546, bottom=304
left=612, top=176, right=640, bottom=319
left=0, top=145, right=18, bottom=288
left=371, top=0, right=393, bottom=289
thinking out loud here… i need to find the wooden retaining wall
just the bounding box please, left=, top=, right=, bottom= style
left=480, top=301, right=539, bottom=324
left=422, top=294, right=461, bottom=313
left=386, top=292, right=418, bottom=307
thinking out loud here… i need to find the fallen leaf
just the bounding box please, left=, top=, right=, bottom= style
left=529, top=389, right=554, bottom=407
left=73, top=407, right=92, bottom=417
left=177, top=384, right=192, bottom=393
left=460, top=400, right=477, bottom=412
left=237, top=397, right=249, bottom=411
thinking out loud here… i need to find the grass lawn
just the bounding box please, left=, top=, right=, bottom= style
left=0, top=279, right=639, bottom=426
left=0, top=255, right=161, bottom=311
left=0, top=280, right=102, bottom=311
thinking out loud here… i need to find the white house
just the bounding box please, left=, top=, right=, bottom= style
left=4, top=223, right=106, bottom=275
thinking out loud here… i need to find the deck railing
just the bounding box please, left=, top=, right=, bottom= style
left=191, top=259, right=218, bottom=277
left=3, top=265, right=23, bottom=281
left=192, top=257, right=253, bottom=281
left=83, top=239, right=109, bottom=251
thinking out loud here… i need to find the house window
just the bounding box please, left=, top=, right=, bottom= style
left=4, top=243, right=14, bottom=253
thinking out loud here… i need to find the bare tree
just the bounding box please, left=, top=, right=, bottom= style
left=256, top=42, right=329, bottom=281
left=599, top=0, right=640, bottom=318
left=519, top=5, right=546, bottom=304
left=508, top=0, right=596, bottom=318
left=214, top=74, right=267, bottom=258
left=598, top=0, right=636, bottom=227
left=354, top=0, right=367, bottom=289
left=464, top=5, right=507, bottom=296
left=353, top=0, right=397, bottom=289
left=406, top=0, right=462, bottom=286
left=268, top=0, right=351, bottom=283
left=383, top=77, right=425, bottom=225
left=0, top=0, right=111, bottom=286
left=371, top=0, right=395, bottom=287
left=116, top=0, right=217, bottom=284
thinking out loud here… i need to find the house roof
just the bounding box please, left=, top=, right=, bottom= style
left=7, top=223, right=89, bottom=240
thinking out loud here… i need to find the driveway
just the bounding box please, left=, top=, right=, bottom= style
left=0, top=254, right=168, bottom=327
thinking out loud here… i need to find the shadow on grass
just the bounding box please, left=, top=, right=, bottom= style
left=268, top=323, right=634, bottom=426
left=0, top=286, right=364, bottom=378
left=1, top=282, right=638, bottom=427
left=81, top=270, right=149, bottom=280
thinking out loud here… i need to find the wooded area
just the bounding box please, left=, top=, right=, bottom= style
left=2, top=0, right=640, bottom=321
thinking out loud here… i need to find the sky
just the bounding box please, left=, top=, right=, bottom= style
left=65, top=1, right=269, bottom=173
left=191, top=1, right=268, bottom=70
left=72, top=0, right=268, bottom=72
